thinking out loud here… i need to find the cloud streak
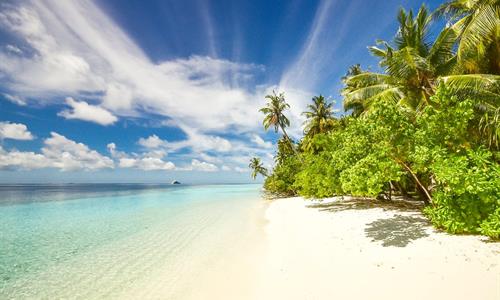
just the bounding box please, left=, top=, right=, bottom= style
left=0, top=0, right=267, bottom=133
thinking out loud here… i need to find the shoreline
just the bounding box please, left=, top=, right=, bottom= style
left=253, top=196, right=500, bottom=300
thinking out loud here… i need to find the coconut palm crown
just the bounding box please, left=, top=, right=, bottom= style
left=342, top=4, right=500, bottom=120
left=437, top=0, right=500, bottom=74
left=260, top=90, right=305, bottom=161
left=342, top=5, right=458, bottom=113
left=302, top=95, right=337, bottom=138
left=248, top=157, right=268, bottom=180
left=260, top=90, right=291, bottom=135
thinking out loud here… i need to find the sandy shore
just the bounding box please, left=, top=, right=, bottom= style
left=253, top=197, right=500, bottom=300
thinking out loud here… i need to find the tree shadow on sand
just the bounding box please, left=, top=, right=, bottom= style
left=307, top=199, right=430, bottom=247
left=307, top=198, right=423, bottom=213
left=364, top=215, right=430, bottom=247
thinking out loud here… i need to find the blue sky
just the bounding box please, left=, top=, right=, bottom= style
left=0, top=0, right=442, bottom=183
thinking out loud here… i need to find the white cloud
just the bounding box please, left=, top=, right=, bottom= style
left=58, top=97, right=117, bottom=125
left=137, top=128, right=233, bottom=154
left=138, top=134, right=165, bottom=149
left=0, top=121, right=34, bottom=140
left=0, top=1, right=265, bottom=133
left=42, top=132, right=114, bottom=171
left=0, top=1, right=296, bottom=169
left=199, top=152, right=222, bottom=164
left=5, top=44, right=22, bottom=54
left=118, top=158, right=136, bottom=168
left=3, top=93, right=27, bottom=106
left=0, top=132, right=113, bottom=171
left=119, top=156, right=175, bottom=171
left=234, top=166, right=248, bottom=173
left=189, top=159, right=218, bottom=172
left=109, top=142, right=175, bottom=171
left=0, top=146, right=49, bottom=170
left=251, top=134, right=272, bottom=149
left=106, top=142, right=129, bottom=159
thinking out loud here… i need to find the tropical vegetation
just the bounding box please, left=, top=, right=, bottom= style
left=250, top=1, right=500, bottom=239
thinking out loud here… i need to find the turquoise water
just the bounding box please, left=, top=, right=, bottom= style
left=0, top=184, right=264, bottom=299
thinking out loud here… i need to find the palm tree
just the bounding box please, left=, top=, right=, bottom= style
left=437, top=0, right=500, bottom=74
left=260, top=91, right=292, bottom=140
left=342, top=64, right=365, bottom=116
left=343, top=5, right=500, bottom=117
left=342, top=5, right=458, bottom=113
left=260, top=91, right=302, bottom=160
left=302, top=95, right=336, bottom=137
left=436, top=0, right=500, bottom=148
left=248, top=157, right=267, bottom=180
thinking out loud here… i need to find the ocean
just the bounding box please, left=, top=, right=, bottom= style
left=0, top=184, right=265, bottom=299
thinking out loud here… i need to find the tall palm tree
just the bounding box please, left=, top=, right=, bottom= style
left=302, top=95, right=336, bottom=137
left=248, top=157, right=267, bottom=180
left=437, top=0, right=500, bottom=74
left=260, top=91, right=292, bottom=140
left=260, top=91, right=302, bottom=160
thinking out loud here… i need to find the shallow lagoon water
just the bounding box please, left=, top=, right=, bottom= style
left=0, top=184, right=264, bottom=299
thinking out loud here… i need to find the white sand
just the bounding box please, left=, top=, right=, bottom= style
left=253, top=197, right=500, bottom=300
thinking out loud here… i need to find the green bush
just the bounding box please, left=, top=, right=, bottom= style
left=424, top=148, right=500, bottom=236
left=263, top=156, right=301, bottom=197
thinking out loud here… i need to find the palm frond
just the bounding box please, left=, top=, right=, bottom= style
left=428, top=27, right=458, bottom=68
left=457, top=4, right=499, bottom=59
left=440, top=74, right=500, bottom=93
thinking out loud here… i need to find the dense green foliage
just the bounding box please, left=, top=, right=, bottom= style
left=253, top=1, right=500, bottom=238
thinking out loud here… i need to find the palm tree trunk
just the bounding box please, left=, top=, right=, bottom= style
left=280, top=125, right=303, bottom=163
left=393, top=157, right=432, bottom=205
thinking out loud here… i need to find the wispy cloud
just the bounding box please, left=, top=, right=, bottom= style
left=0, top=0, right=266, bottom=133
left=197, top=0, right=217, bottom=58
left=0, top=0, right=281, bottom=171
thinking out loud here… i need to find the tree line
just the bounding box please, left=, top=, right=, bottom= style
left=249, top=1, right=500, bottom=238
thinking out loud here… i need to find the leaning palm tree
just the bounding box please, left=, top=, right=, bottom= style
left=302, top=95, right=336, bottom=138
left=260, top=91, right=302, bottom=160
left=248, top=157, right=267, bottom=180
left=436, top=0, right=500, bottom=74
left=260, top=91, right=292, bottom=141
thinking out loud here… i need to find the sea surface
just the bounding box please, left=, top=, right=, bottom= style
left=0, top=184, right=265, bottom=299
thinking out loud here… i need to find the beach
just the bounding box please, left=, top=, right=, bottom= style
left=255, top=197, right=500, bottom=300
left=1, top=185, right=499, bottom=299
